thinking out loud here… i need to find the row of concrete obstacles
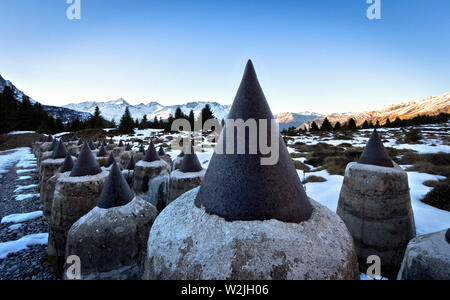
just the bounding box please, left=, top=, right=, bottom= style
left=33, top=131, right=207, bottom=279
left=31, top=60, right=448, bottom=280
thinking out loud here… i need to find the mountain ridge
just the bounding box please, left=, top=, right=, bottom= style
left=298, top=92, right=450, bottom=129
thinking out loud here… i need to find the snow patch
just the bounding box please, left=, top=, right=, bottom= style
left=1, top=211, right=43, bottom=224
left=0, top=233, right=48, bottom=259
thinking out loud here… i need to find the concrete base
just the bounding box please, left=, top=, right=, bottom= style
left=119, top=151, right=144, bottom=169
left=48, top=171, right=109, bottom=269
left=143, top=188, right=359, bottom=280
left=39, top=158, right=72, bottom=208
left=65, top=197, right=158, bottom=280
left=337, top=162, right=416, bottom=279
left=42, top=172, right=61, bottom=220
left=168, top=169, right=205, bottom=204
left=397, top=230, right=450, bottom=280
left=132, top=160, right=170, bottom=195
left=39, top=151, right=53, bottom=168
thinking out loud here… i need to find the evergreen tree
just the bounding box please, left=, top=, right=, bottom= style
left=118, top=107, right=135, bottom=134
left=320, top=118, right=333, bottom=131
left=385, top=118, right=391, bottom=127
left=199, top=104, right=215, bottom=126
left=188, top=110, right=195, bottom=131
left=347, top=118, right=357, bottom=131
left=139, top=115, right=148, bottom=129
left=310, top=121, right=319, bottom=132
left=334, top=121, right=342, bottom=131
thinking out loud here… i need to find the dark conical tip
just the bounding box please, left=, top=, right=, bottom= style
left=109, top=137, right=114, bottom=145
left=178, top=151, right=185, bottom=157
left=158, top=146, right=166, bottom=156
left=46, top=135, right=53, bottom=142
left=97, top=145, right=107, bottom=157
left=102, top=141, right=107, bottom=147
left=48, top=140, right=58, bottom=152
left=180, top=146, right=203, bottom=173
left=359, top=129, right=394, bottom=168
left=118, top=140, right=124, bottom=147
left=70, top=141, right=102, bottom=177
left=97, top=162, right=134, bottom=209
left=144, top=141, right=160, bottom=162
left=446, top=228, right=450, bottom=244
left=105, top=153, right=116, bottom=168
left=52, top=141, right=69, bottom=159
left=194, top=60, right=312, bottom=224
left=125, top=143, right=132, bottom=151
left=77, top=138, right=84, bottom=146
left=125, top=155, right=136, bottom=170
left=60, top=155, right=74, bottom=173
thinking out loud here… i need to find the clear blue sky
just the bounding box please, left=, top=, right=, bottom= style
left=1, top=0, right=449, bottom=114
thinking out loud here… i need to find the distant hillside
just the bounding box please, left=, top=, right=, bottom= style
left=0, top=75, right=92, bottom=123
left=276, top=112, right=325, bottom=130
left=63, top=99, right=231, bottom=122
left=299, top=92, right=450, bottom=129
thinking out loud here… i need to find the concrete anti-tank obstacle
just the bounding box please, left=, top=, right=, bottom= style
left=132, top=141, right=170, bottom=198
left=65, top=162, right=158, bottom=280
left=168, top=145, right=205, bottom=205
left=337, top=129, right=416, bottom=279
left=143, top=60, right=359, bottom=280
left=48, top=141, right=109, bottom=271
left=42, top=155, right=75, bottom=220
left=397, top=229, right=450, bottom=280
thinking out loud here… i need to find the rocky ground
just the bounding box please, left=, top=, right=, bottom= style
left=0, top=149, right=57, bottom=280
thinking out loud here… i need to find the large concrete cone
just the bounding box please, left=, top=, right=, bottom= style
left=397, top=229, right=450, bottom=280
left=143, top=60, right=359, bottom=280
left=337, top=162, right=416, bottom=278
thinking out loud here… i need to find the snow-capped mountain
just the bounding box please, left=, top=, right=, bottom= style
left=299, top=92, right=450, bottom=129
left=63, top=99, right=231, bottom=122
left=276, top=111, right=325, bottom=130
left=0, top=74, right=92, bottom=123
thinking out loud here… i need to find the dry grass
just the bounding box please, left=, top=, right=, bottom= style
left=0, top=133, right=42, bottom=151
left=302, top=176, right=327, bottom=184
left=293, top=160, right=311, bottom=172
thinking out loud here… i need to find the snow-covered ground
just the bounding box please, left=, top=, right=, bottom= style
left=1, top=211, right=43, bottom=224
left=0, top=233, right=48, bottom=259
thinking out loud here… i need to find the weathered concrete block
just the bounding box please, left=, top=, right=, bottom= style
left=143, top=188, right=359, bottom=280
left=48, top=171, right=109, bottom=267
left=119, top=151, right=144, bottom=169
left=397, top=230, right=450, bottom=280
left=42, top=173, right=60, bottom=220
left=168, top=169, right=205, bottom=204
left=337, top=162, right=416, bottom=278
left=65, top=197, right=157, bottom=280
left=132, top=160, right=170, bottom=195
